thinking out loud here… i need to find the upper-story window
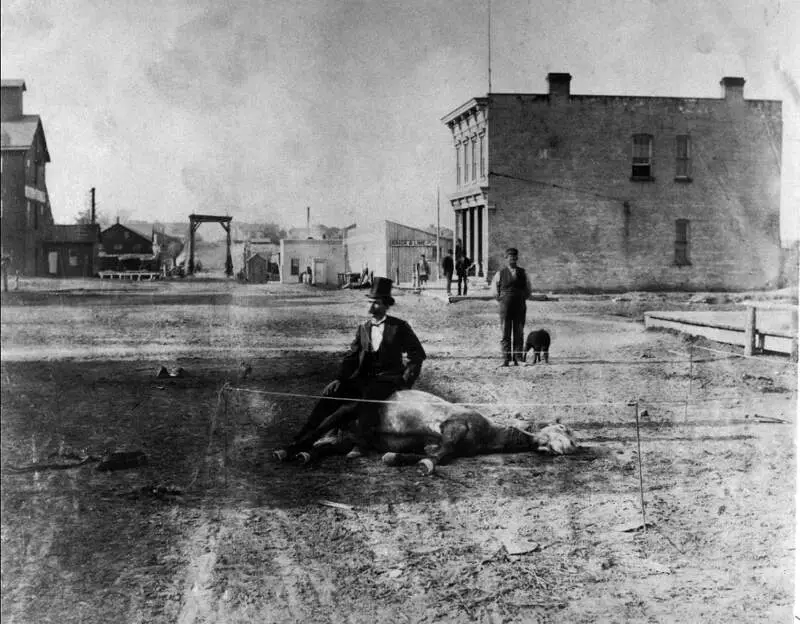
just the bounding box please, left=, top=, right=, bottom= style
left=471, top=138, right=477, bottom=181
left=479, top=134, right=486, bottom=179
left=675, top=135, right=692, bottom=180
left=456, top=144, right=462, bottom=186
left=464, top=139, right=470, bottom=185
left=631, top=134, right=653, bottom=181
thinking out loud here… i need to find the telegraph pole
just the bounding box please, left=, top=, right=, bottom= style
left=435, top=187, right=441, bottom=282
left=90, top=187, right=96, bottom=224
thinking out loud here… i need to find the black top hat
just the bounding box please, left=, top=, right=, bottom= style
left=366, top=277, right=395, bottom=305
left=505, top=247, right=519, bottom=256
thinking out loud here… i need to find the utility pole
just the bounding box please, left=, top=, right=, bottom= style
left=90, top=187, right=96, bottom=224
left=435, top=187, right=441, bottom=282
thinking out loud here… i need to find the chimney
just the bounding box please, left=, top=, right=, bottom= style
left=1, top=79, right=26, bottom=121
left=547, top=73, right=572, bottom=98
left=720, top=77, right=745, bottom=101
left=306, top=206, right=311, bottom=238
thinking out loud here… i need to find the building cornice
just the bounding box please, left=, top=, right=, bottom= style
left=441, top=97, right=489, bottom=126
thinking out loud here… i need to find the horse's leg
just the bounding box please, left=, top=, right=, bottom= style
left=278, top=402, right=360, bottom=460
left=381, top=451, right=427, bottom=467
left=295, top=432, right=355, bottom=465
left=418, top=418, right=470, bottom=475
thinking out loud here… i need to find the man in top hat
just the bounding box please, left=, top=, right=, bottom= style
left=490, top=247, right=533, bottom=366
left=274, top=277, right=427, bottom=460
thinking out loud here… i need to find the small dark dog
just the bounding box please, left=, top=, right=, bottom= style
left=523, top=329, right=551, bottom=364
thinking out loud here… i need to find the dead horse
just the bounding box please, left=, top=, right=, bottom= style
left=298, top=389, right=579, bottom=475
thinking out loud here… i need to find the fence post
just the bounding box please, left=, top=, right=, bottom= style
left=744, top=305, right=756, bottom=357
left=634, top=398, right=647, bottom=533
left=685, top=343, right=692, bottom=421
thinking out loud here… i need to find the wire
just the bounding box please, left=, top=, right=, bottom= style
left=488, top=170, right=627, bottom=203
left=227, top=385, right=794, bottom=410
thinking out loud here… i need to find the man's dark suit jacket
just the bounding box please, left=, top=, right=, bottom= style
left=338, top=315, right=426, bottom=388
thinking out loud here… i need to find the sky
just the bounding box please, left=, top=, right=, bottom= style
left=2, top=0, right=798, bottom=241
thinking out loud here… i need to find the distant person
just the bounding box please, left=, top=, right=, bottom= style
left=441, top=249, right=454, bottom=296
left=359, top=266, right=371, bottom=288
left=273, top=277, right=426, bottom=460
left=416, top=254, right=430, bottom=290
left=490, top=247, right=533, bottom=366
left=455, top=252, right=472, bottom=296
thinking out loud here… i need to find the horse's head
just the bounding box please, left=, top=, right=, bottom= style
left=533, top=423, right=578, bottom=455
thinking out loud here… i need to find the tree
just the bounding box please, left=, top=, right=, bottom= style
left=166, top=239, right=184, bottom=261
left=73, top=207, right=116, bottom=229
left=321, top=226, right=343, bottom=240
left=428, top=225, right=454, bottom=240
left=73, top=206, right=94, bottom=225
left=256, top=222, right=288, bottom=242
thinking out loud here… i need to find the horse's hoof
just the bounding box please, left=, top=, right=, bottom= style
left=345, top=447, right=364, bottom=460
left=418, top=458, right=435, bottom=475
left=382, top=452, right=399, bottom=466
left=295, top=452, right=312, bottom=465
left=272, top=449, right=289, bottom=463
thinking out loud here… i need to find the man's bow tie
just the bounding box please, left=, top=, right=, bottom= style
left=371, top=319, right=385, bottom=327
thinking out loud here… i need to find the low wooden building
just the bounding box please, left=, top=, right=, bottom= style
left=41, top=224, right=101, bottom=277
left=345, top=220, right=439, bottom=284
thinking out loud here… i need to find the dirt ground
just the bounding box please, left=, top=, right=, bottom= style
left=1, top=277, right=796, bottom=624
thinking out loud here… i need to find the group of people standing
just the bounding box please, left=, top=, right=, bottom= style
left=440, top=249, right=473, bottom=296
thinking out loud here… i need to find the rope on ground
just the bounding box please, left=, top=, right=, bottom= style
left=228, top=347, right=724, bottom=365
left=185, top=381, right=230, bottom=491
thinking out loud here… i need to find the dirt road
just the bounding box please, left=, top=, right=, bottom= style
left=1, top=280, right=795, bottom=623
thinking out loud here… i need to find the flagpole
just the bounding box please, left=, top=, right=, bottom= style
left=488, top=0, right=492, bottom=94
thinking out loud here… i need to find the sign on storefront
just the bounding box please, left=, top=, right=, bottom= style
left=390, top=239, right=435, bottom=247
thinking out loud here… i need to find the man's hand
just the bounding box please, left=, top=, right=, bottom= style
left=323, top=380, right=341, bottom=395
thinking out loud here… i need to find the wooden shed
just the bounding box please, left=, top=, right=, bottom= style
left=245, top=253, right=269, bottom=283
left=41, top=224, right=101, bottom=277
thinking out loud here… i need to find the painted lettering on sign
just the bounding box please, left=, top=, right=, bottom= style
left=390, top=240, right=435, bottom=246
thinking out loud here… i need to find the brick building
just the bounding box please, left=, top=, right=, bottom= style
left=1, top=80, right=54, bottom=275
left=442, top=74, right=782, bottom=291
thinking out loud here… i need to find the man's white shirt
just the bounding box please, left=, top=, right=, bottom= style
left=370, top=317, right=386, bottom=350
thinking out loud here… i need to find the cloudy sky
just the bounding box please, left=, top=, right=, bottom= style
left=2, top=0, right=798, bottom=240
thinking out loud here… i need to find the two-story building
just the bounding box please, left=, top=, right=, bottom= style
left=1, top=80, right=54, bottom=275
left=442, top=74, right=782, bottom=291
left=99, top=221, right=156, bottom=272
